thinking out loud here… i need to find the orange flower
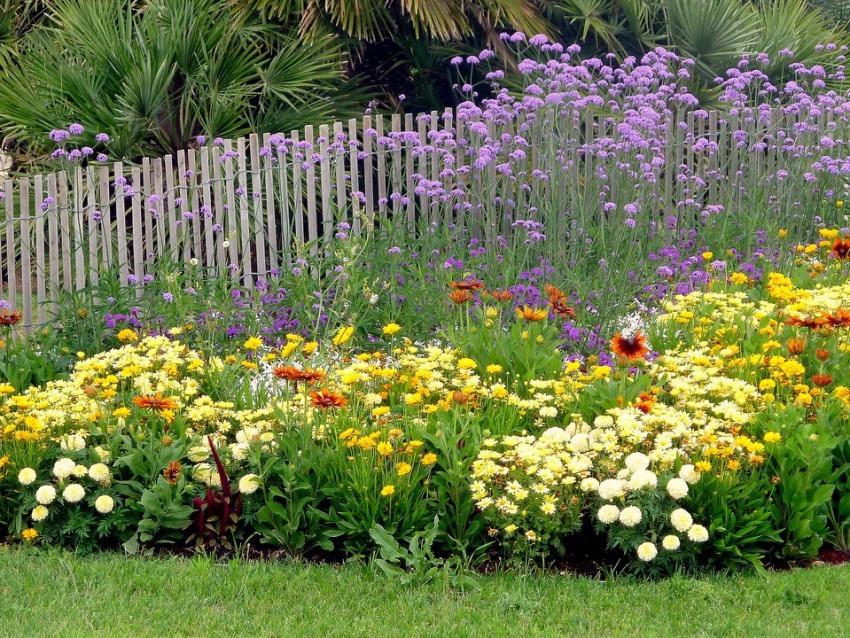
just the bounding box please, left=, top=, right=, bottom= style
left=516, top=305, right=548, bottom=322
left=163, top=461, right=182, bottom=485
left=310, top=388, right=348, bottom=410
left=449, top=289, right=473, bottom=304
left=785, top=315, right=827, bottom=329
left=452, top=390, right=471, bottom=405
left=812, top=374, right=833, bottom=388
left=272, top=366, right=326, bottom=385
left=450, top=279, right=485, bottom=291
left=0, top=309, right=22, bottom=326
left=831, top=237, right=850, bottom=260
left=550, top=297, right=576, bottom=319
left=634, top=392, right=656, bottom=414
left=132, top=393, right=179, bottom=411
left=488, top=290, right=514, bottom=302
left=611, top=331, right=650, bottom=360
left=824, top=308, right=850, bottom=328
left=544, top=285, right=566, bottom=302
left=786, top=337, right=806, bottom=355
left=815, top=348, right=830, bottom=361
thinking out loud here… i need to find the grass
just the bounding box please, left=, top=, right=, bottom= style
left=0, top=549, right=848, bottom=638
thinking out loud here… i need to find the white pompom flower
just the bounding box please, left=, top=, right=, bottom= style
left=687, top=524, right=709, bottom=543
left=662, top=535, right=681, bottom=551
left=238, top=474, right=261, bottom=495
left=624, top=452, right=650, bottom=473
left=637, top=542, right=658, bottom=562
left=618, top=506, right=643, bottom=528
left=597, top=504, right=620, bottom=525
left=35, top=485, right=56, bottom=505
left=31, top=505, right=49, bottom=522
left=94, top=495, right=115, bottom=514
left=18, top=468, right=37, bottom=485
left=62, top=483, right=86, bottom=503
left=678, top=464, right=701, bottom=484
left=666, top=478, right=689, bottom=500
left=670, top=508, right=693, bottom=533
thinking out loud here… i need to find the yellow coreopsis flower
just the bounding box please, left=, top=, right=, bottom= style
left=332, top=326, right=355, bottom=346
left=243, top=336, right=263, bottom=351
left=116, top=328, right=138, bottom=342
left=382, top=323, right=401, bottom=336
left=381, top=484, right=395, bottom=497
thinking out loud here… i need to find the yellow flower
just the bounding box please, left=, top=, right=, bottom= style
left=302, top=341, right=318, bottom=356
left=112, top=407, right=132, bottom=419
left=116, top=328, right=138, bottom=342
left=396, top=462, right=412, bottom=476
left=764, top=431, right=782, bottom=443
left=456, top=358, right=477, bottom=370
left=729, top=272, right=750, bottom=285
left=332, top=326, right=355, bottom=346
left=702, top=251, right=713, bottom=260
left=486, top=364, right=503, bottom=374
left=0, top=384, right=15, bottom=394
left=382, top=323, right=402, bottom=336
left=421, top=453, right=438, bottom=466
left=381, top=484, right=395, bottom=497
left=695, top=461, right=711, bottom=473
left=377, top=441, right=393, bottom=456
left=21, top=528, right=38, bottom=542
left=243, top=336, right=263, bottom=351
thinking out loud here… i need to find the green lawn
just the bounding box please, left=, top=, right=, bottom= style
left=0, top=549, right=848, bottom=638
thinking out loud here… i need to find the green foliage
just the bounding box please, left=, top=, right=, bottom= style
left=369, top=515, right=479, bottom=590
left=686, top=470, right=781, bottom=572
left=0, top=0, right=367, bottom=161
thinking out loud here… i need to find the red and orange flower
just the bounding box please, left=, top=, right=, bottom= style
left=272, top=366, right=326, bottom=385
left=449, top=289, right=473, bottom=304
left=310, top=388, right=348, bottom=410
left=831, top=236, right=850, bottom=260
left=611, top=331, right=650, bottom=360
left=450, top=279, right=485, bottom=292
left=0, top=309, right=22, bottom=326
left=132, top=393, right=179, bottom=411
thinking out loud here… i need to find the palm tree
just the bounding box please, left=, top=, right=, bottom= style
left=0, top=0, right=371, bottom=163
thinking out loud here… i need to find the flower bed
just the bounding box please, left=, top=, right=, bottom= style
left=2, top=233, right=849, bottom=575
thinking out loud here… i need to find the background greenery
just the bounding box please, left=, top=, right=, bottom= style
left=2, top=0, right=850, bottom=166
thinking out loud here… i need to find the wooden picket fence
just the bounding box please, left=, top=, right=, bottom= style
left=0, top=103, right=843, bottom=332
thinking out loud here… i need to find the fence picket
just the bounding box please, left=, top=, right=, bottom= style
left=19, top=178, right=32, bottom=332
left=33, top=175, right=47, bottom=325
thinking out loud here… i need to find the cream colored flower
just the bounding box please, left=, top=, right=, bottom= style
left=666, top=478, right=689, bottom=500
left=687, top=524, right=709, bottom=543
left=625, top=452, right=650, bottom=473
left=618, top=506, right=643, bottom=528
left=670, top=508, right=693, bottom=533
left=88, top=463, right=111, bottom=485
left=62, top=483, right=86, bottom=503
left=637, top=542, right=658, bottom=562
left=18, top=468, right=37, bottom=485
left=238, top=474, right=261, bottom=495
left=94, top=495, right=114, bottom=514
left=662, top=535, right=681, bottom=551
left=52, top=458, right=76, bottom=480
left=35, top=485, right=56, bottom=505
left=597, top=504, right=620, bottom=524
left=31, top=505, right=49, bottom=522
